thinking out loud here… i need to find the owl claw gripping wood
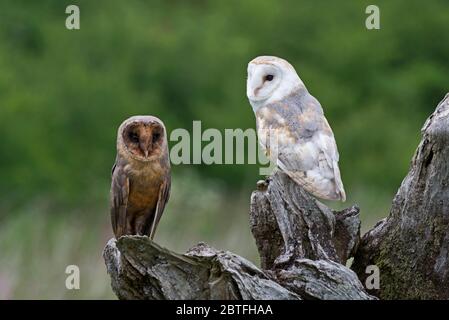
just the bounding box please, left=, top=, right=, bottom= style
left=110, top=115, right=171, bottom=239
left=247, top=56, right=346, bottom=202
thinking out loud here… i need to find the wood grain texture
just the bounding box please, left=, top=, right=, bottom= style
left=103, top=237, right=300, bottom=300
left=352, top=93, right=449, bottom=299
left=103, top=94, right=449, bottom=300
left=103, top=171, right=371, bottom=300
left=249, top=172, right=360, bottom=269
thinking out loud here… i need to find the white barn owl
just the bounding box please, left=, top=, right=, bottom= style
left=246, top=56, right=346, bottom=201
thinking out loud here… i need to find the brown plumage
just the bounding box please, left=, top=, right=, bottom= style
left=110, top=115, right=171, bottom=239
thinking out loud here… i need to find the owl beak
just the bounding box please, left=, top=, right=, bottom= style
left=139, top=140, right=152, bottom=158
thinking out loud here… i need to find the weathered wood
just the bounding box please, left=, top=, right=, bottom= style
left=103, top=94, right=449, bottom=300
left=275, top=258, right=373, bottom=300
left=352, top=93, right=449, bottom=299
left=103, top=235, right=373, bottom=300
left=248, top=171, right=373, bottom=300
left=103, top=237, right=300, bottom=300
left=250, top=171, right=361, bottom=269
left=103, top=168, right=373, bottom=299
left=99, top=96, right=449, bottom=301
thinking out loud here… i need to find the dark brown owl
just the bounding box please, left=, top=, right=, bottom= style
left=110, top=115, right=171, bottom=239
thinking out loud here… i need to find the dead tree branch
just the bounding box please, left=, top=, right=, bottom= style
left=103, top=94, right=449, bottom=300
left=103, top=169, right=372, bottom=299
left=352, top=93, right=449, bottom=299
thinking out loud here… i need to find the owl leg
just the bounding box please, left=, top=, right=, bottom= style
left=256, top=179, right=268, bottom=191
left=125, top=214, right=135, bottom=235
left=115, top=205, right=127, bottom=238
left=134, top=212, right=154, bottom=237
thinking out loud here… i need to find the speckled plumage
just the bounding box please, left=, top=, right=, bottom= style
left=110, top=116, right=171, bottom=239
left=247, top=56, right=346, bottom=201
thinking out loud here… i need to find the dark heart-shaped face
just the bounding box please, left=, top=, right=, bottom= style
left=122, top=121, right=165, bottom=160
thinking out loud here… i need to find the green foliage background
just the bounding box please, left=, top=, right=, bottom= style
left=0, top=0, right=448, bottom=298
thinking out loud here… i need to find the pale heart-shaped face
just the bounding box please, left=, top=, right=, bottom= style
left=246, top=56, right=304, bottom=110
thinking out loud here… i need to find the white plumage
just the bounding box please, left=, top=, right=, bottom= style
left=247, top=56, right=346, bottom=201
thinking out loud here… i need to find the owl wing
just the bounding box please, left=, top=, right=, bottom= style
left=276, top=126, right=346, bottom=201
left=110, top=159, right=129, bottom=238
left=258, top=93, right=346, bottom=201
left=147, top=173, right=171, bottom=240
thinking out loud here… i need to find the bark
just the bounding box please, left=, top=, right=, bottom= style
left=352, top=93, right=449, bottom=299
left=103, top=94, right=449, bottom=300
left=248, top=172, right=372, bottom=299
left=103, top=238, right=299, bottom=300
left=249, top=172, right=360, bottom=268
left=103, top=169, right=372, bottom=300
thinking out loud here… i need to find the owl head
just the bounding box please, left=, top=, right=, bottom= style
left=117, top=115, right=168, bottom=162
left=247, top=56, right=304, bottom=110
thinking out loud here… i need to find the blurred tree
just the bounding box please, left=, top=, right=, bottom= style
left=0, top=0, right=447, bottom=207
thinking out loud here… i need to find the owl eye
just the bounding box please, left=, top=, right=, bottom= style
left=129, top=132, right=139, bottom=143
left=152, top=132, right=161, bottom=143
left=265, top=74, right=274, bottom=82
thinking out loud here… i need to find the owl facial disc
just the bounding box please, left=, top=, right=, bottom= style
left=119, top=116, right=165, bottom=161
left=247, top=56, right=304, bottom=110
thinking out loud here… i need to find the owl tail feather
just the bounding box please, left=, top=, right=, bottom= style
left=333, top=161, right=346, bottom=202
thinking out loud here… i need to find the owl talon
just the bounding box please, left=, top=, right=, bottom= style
left=256, top=180, right=269, bottom=191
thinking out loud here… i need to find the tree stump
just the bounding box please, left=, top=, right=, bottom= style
left=103, top=238, right=299, bottom=300
left=103, top=169, right=371, bottom=300
left=352, top=93, right=449, bottom=299
left=103, top=93, right=449, bottom=300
